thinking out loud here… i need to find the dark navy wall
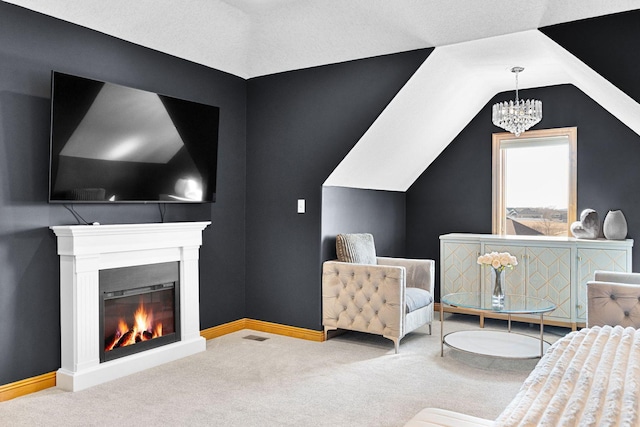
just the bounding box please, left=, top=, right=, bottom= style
left=0, top=3, right=246, bottom=385
left=245, top=49, right=432, bottom=330
left=406, top=84, right=640, bottom=300
left=321, top=186, right=406, bottom=262
left=541, top=10, right=640, bottom=104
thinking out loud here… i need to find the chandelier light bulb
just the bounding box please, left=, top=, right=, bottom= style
left=492, top=67, right=542, bottom=137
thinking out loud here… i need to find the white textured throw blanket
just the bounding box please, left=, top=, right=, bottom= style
left=495, top=325, right=640, bottom=426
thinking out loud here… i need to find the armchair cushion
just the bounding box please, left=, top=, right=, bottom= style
left=336, top=233, right=377, bottom=265
left=405, top=287, right=433, bottom=313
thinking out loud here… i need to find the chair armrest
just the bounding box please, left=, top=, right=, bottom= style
left=322, top=261, right=405, bottom=338
left=593, top=270, right=640, bottom=284
left=376, top=257, right=435, bottom=295
left=587, top=281, right=640, bottom=328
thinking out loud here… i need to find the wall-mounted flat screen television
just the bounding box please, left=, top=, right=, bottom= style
left=49, top=71, right=219, bottom=203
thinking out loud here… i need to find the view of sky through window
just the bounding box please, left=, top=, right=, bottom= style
left=504, top=144, right=569, bottom=209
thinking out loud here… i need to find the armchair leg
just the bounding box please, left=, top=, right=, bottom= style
left=428, top=322, right=432, bottom=335
left=323, top=326, right=337, bottom=342
left=384, top=335, right=400, bottom=354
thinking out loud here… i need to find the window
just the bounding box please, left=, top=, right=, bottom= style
left=492, top=127, right=577, bottom=236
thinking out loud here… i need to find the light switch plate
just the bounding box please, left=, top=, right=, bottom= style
left=297, top=199, right=305, bottom=214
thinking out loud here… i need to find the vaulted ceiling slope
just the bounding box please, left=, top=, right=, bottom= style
left=6, top=0, right=640, bottom=191
left=324, top=29, right=640, bottom=191
left=325, top=7, right=640, bottom=191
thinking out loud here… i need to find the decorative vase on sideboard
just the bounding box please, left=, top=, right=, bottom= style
left=603, top=210, right=628, bottom=240
left=491, top=267, right=505, bottom=309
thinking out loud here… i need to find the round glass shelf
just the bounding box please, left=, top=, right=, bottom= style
left=441, top=292, right=556, bottom=314
left=443, top=330, right=552, bottom=359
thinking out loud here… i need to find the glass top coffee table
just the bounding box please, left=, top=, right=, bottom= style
left=440, top=292, right=557, bottom=359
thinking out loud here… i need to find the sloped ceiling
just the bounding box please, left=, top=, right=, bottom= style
left=324, top=29, right=640, bottom=191
left=5, top=0, right=640, bottom=190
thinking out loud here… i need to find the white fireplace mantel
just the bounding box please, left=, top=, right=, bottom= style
left=50, top=221, right=210, bottom=391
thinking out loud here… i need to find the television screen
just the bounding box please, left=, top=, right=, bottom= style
left=49, top=71, right=219, bottom=203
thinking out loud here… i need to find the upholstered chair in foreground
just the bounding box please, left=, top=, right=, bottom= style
left=322, top=233, right=435, bottom=353
left=587, top=270, right=640, bottom=328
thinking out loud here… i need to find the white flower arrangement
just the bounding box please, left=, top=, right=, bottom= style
left=477, top=251, right=518, bottom=272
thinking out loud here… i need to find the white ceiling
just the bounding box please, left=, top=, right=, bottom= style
left=5, top=0, right=640, bottom=78
left=6, top=0, right=640, bottom=191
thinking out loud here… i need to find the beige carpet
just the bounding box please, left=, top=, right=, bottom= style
left=0, top=315, right=568, bottom=426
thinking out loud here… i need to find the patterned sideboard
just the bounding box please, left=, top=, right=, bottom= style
left=440, top=233, right=633, bottom=329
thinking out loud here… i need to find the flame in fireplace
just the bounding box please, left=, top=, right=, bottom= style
left=134, top=304, right=151, bottom=334
left=105, top=300, right=163, bottom=352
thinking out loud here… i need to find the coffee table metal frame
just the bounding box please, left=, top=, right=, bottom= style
left=440, top=292, right=557, bottom=359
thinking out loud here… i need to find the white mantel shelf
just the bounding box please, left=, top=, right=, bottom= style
left=51, top=221, right=212, bottom=255
left=50, top=221, right=211, bottom=392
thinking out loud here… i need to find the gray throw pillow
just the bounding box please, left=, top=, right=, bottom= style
left=336, top=233, right=377, bottom=265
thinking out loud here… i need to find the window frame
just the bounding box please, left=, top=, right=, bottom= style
left=492, top=127, right=578, bottom=236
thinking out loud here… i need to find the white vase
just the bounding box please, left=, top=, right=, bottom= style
left=603, top=210, right=628, bottom=240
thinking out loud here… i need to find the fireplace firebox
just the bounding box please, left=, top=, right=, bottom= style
left=99, top=262, right=180, bottom=363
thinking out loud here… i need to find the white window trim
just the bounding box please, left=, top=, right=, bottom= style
left=492, top=127, right=578, bottom=236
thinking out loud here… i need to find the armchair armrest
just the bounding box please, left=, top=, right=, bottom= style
left=586, top=280, right=640, bottom=328
left=322, top=261, right=405, bottom=338
left=376, top=257, right=435, bottom=295
left=593, top=270, right=640, bottom=284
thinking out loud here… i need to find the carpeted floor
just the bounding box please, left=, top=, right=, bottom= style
left=0, top=315, right=569, bottom=426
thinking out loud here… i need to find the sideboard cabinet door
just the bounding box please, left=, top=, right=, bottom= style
left=440, top=240, right=481, bottom=297
left=526, top=246, right=572, bottom=321
left=576, top=248, right=630, bottom=321
left=483, top=244, right=571, bottom=321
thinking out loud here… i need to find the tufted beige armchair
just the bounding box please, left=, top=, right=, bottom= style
left=587, top=270, right=640, bottom=328
left=322, top=233, right=435, bottom=353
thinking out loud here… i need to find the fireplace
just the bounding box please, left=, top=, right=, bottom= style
left=100, top=262, right=180, bottom=363
left=50, top=222, right=210, bottom=392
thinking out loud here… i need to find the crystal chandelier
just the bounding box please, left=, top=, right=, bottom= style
left=492, top=67, right=542, bottom=137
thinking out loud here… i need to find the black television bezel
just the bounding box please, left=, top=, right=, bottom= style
left=48, top=71, right=219, bottom=204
